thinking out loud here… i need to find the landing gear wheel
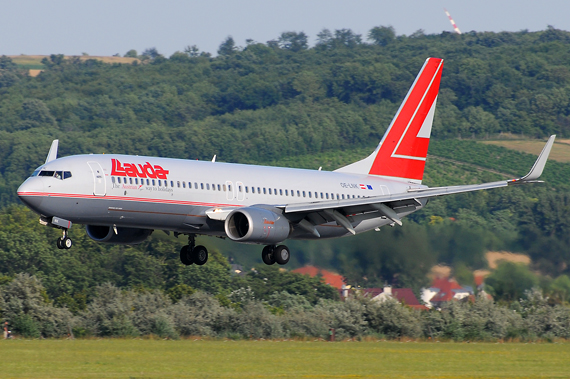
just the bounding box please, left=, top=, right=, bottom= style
left=179, top=245, right=193, bottom=266
left=262, top=245, right=276, bottom=265
left=273, top=245, right=290, bottom=265
left=57, top=237, right=72, bottom=250
left=192, top=245, right=208, bottom=266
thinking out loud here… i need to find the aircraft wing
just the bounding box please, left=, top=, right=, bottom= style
left=282, top=135, right=556, bottom=228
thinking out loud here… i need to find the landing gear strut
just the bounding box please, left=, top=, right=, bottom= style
left=262, top=245, right=290, bottom=265
left=180, top=235, right=208, bottom=266
left=56, top=229, right=72, bottom=250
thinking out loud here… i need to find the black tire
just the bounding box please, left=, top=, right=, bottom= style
left=261, top=245, right=275, bottom=265
left=63, top=237, right=72, bottom=249
left=274, top=245, right=290, bottom=265
left=179, top=245, right=193, bottom=265
left=56, top=238, right=64, bottom=249
left=193, top=245, right=208, bottom=266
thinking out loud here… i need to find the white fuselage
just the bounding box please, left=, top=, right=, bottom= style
left=17, top=154, right=427, bottom=241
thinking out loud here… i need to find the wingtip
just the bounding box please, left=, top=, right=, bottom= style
left=516, top=135, right=556, bottom=182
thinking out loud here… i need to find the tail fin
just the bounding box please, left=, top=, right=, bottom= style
left=335, top=57, right=444, bottom=183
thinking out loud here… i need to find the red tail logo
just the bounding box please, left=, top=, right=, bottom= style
left=369, top=58, right=443, bottom=181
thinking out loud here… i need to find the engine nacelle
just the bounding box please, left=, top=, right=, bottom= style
left=86, top=225, right=153, bottom=245
left=224, top=207, right=291, bottom=244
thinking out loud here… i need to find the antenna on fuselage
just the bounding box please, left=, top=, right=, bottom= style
left=45, top=140, right=59, bottom=164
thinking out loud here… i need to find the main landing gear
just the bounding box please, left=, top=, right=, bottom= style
left=179, top=235, right=208, bottom=266
left=56, top=229, right=72, bottom=250
left=261, top=245, right=290, bottom=266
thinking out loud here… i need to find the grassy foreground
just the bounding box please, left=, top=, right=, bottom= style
left=0, top=339, right=569, bottom=379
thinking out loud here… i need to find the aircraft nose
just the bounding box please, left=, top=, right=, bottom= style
left=17, top=178, right=45, bottom=213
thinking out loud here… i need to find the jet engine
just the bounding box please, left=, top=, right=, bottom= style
left=86, top=225, right=153, bottom=244
left=224, top=207, right=291, bottom=244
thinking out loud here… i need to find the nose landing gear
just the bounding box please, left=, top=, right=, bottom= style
left=179, top=235, right=208, bottom=266
left=56, top=230, right=72, bottom=250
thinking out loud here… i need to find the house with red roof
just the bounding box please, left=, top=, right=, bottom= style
left=344, top=285, right=428, bottom=310
left=292, top=265, right=345, bottom=289
left=421, top=277, right=474, bottom=309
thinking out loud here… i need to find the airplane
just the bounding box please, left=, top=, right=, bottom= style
left=17, top=57, right=555, bottom=266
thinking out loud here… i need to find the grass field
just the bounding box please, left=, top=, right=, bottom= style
left=1, top=339, right=569, bottom=378
left=481, top=139, right=570, bottom=162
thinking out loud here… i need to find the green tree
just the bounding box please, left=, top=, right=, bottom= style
left=485, top=262, right=539, bottom=302
left=217, top=36, right=237, bottom=56
left=367, top=26, right=396, bottom=46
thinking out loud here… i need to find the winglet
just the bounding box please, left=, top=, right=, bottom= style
left=45, top=140, right=59, bottom=164
left=511, top=135, right=555, bottom=183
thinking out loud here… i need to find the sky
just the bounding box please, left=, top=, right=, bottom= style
left=2, top=0, right=570, bottom=57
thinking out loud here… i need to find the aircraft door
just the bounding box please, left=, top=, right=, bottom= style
left=226, top=181, right=234, bottom=201
left=236, top=181, right=245, bottom=201
left=87, top=161, right=106, bottom=196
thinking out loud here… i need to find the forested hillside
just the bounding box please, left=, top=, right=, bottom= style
left=1, top=26, right=570, bottom=303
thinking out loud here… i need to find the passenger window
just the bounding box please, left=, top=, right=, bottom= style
left=223, top=184, right=227, bottom=191
left=201, top=183, right=204, bottom=190
left=291, top=190, right=294, bottom=197
left=158, top=180, right=162, bottom=186
left=279, top=189, right=283, bottom=196
left=112, top=177, right=116, bottom=184
left=326, top=193, right=329, bottom=199
left=297, top=190, right=301, bottom=197
left=206, top=184, right=210, bottom=190
left=321, top=192, right=324, bottom=199
left=257, top=187, right=261, bottom=194
left=268, top=188, right=272, bottom=195
left=217, top=184, right=221, bottom=191
left=229, top=185, right=232, bottom=191
left=285, top=190, right=288, bottom=196
left=152, top=180, right=156, bottom=186
left=342, top=194, right=345, bottom=200
left=303, top=191, right=306, bottom=198
left=245, top=186, right=248, bottom=193
left=263, top=188, right=267, bottom=195
left=134, top=178, right=138, bottom=185
left=239, top=185, right=242, bottom=192
left=309, top=192, right=312, bottom=198
left=129, top=178, right=133, bottom=184
left=274, top=188, right=277, bottom=195
left=337, top=194, right=340, bottom=200
left=118, top=177, right=122, bottom=184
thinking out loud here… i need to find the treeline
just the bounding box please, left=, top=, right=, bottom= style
left=1, top=27, right=570, bottom=298
left=1, top=27, right=570, bottom=205
left=2, top=273, right=570, bottom=341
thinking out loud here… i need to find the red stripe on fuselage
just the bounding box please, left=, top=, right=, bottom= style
left=17, top=192, right=242, bottom=208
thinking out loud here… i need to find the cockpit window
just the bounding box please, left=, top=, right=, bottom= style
left=31, top=169, right=41, bottom=177
left=37, top=170, right=72, bottom=180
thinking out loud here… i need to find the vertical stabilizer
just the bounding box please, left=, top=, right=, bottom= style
left=334, top=58, right=444, bottom=184
left=45, top=140, right=59, bottom=164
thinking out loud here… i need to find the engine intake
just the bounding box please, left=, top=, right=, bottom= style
left=86, top=225, right=153, bottom=245
left=224, top=207, right=291, bottom=244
